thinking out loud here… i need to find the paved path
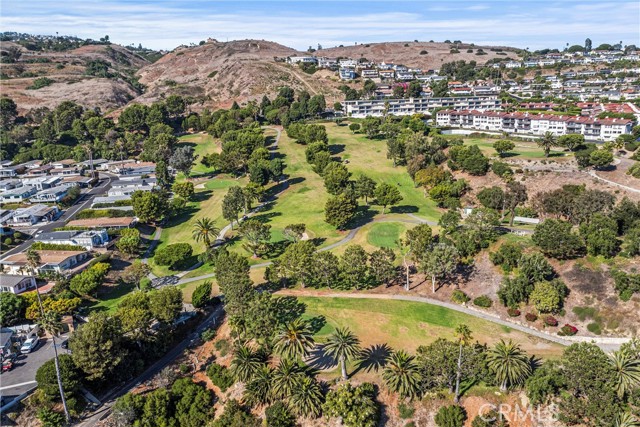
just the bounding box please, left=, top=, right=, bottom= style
left=589, top=158, right=640, bottom=194
left=275, top=290, right=630, bottom=351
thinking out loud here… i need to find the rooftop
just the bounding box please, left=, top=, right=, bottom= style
left=67, top=217, right=136, bottom=228
left=1, top=250, right=88, bottom=265
left=0, top=274, right=34, bottom=288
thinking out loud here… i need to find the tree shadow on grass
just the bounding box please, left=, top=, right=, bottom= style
left=353, top=343, right=392, bottom=375
left=328, top=144, right=345, bottom=155
left=265, top=239, right=290, bottom=258
left=306, top=344, right=337, bottom=370
left=390, top=204, right=419, bottom=214
left=192, top=189, right=213, bottom=203
left=346, top=205, right=376, bottom=229
left=307, top=315, right=326, bottom=334
left=275, top=296, right=307, bottom=321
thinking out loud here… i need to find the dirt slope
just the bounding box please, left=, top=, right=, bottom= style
left=0, top=42, right=148, bottom=112
left=316, top=41, right=520, bottom=70
left=134, top=39, right=349, bottom=110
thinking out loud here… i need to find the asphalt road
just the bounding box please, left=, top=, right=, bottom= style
left=2, top=174, right=113, bottom=258
left=76, top=304, right=225, bottom=427
left=0, top=334, right=69, bottom=403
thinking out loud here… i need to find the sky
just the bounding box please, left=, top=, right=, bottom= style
left=2, top=0, right=639, bottom=52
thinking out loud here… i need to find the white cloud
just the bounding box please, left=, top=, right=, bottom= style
left=1, top=0, right=638, bottom=51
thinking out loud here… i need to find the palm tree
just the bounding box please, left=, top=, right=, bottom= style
left=486, top=340, right=532, bottom=391
left=324, top=327, right=361, bottom=380
left=453, top=324, right=472, bottom=403
left=37, top=310, right=71, bottom=423
left=230, top=344, right=263, bottom=383
left=537, top=131, right=556, bottom=158
left=609, top=349, right=640, bottom=398
left=289, top=375, right=324, bottom=418
left=192, top=217, right=220, bottom=248
left=614, top=412, right=640, bottom=427
left=382, top=350, right=421, bottom=400
left=274, top=319, right=315, bottom=360
left=243, top=365, right=274, bottom=406
left=272, top=358, right=304, bottom=399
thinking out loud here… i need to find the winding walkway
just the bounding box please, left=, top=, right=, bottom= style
left=274, top=290, right=630, bottom=351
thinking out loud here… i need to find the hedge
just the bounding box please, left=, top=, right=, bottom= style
left=473, top=295, right=493, bottom=308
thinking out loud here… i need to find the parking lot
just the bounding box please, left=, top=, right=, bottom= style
left=0, top=334, right=69, bottom=404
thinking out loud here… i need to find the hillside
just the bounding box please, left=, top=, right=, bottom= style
left=134, top=39, right=348, bottom=110
left=0, top=41, right=149, bottom=112
left=1, top=38, right=523, bottom=113
left=315, top=41, right=521, bottom=70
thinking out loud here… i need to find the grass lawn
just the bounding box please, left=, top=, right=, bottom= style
left=327, top=123, right=441, bottom=222
left=249, top=131, right=344, bottom=248
left=177, top=133, right=220, bottom=177
left=148, top=176, right=248, bottom=277
left=89, top=282, right=136, bottom=313
left=366, top=222, right=407, bottom=248
left=462, top=137, right=569, bottom=160
left=299, top=296, right=565, bottom=358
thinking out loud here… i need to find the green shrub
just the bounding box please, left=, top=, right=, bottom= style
left=28, top=77, right=54, bottom=90
left=215, top=339, right=230, bottom=357
left=398, top=402, right=415, bottom=419
left=587, top=322, right=602, bottom=335
left=435, top=405, right=467, bottom=427
left=191, top=281, right=212, bottom=308
left=3, top=238, right=12, bottom=246
left=451, top=290, right=470, bottom=304
left=507, top=308, right=521, bottom=317
left=201, top=328, right=216, bottom=341
left=154, top=243, right=193, bottom=269
left=473, top=295, right=493, bottom=308
left=206, top=363, right=234, bottom=392
left=32, top=242, right=85, bottom=251
left=37, top=408, right=65, bottom=427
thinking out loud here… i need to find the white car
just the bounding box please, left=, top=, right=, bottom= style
left=20, top=336, right=39, bottom=354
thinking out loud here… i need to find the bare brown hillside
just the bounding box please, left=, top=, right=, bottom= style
left=316, top=41, right=520, bottom=70
left=0, top=42, right=148, bottom=112
left=1, top=38, right=523, bottom=113
left=134, top=39, right=350, bottom=110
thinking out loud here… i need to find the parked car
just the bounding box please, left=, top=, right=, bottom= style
left=20, top=336, right=39, bottom=354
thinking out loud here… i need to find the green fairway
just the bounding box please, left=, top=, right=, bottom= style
left=366, top=222, right=406, bottom=248
left=148, top=176, right=247, bottom=277
left=462, top=137, right=569, bottom=159
left=326, top=123, right=442, bottom=222
left=176, top=133, right=220, bottom=177
left=299, top=296, right=564, bottom=358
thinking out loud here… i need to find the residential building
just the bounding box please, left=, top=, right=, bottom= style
left=379, top=70, right=395, bottom=79
left=35, top=229, right=109, bottom=250
left=435, top=110, right=633, bottom=140
left=112, top=161, right=156, bottom=176
left=339, top=68, right=356, bottom=80
left=91, top=194, right=134, bottom=208
left=317, top=57, right=338, bottom=69
left=361, top=69, right=379, bottom=78
left=0, top=275, right=36, bottom=294
left=21, top=176, right=62, bottom=191
left=0, top=186, right=37, bottom=203
left=1, top=250, right=91, bottom=276
left=287, top=56, right=317, bottom=64
left=108, top=178, right=156, bottom=197
left=30, top=185, right=72, bottom=203
left=66, top=216, right=137, bottom=229
left=344, top=96, right=502, bottom=118
left=9, top=205, right=60, bottom=226
left=338, top=59, right=357, bottom=68
left=0, top=165, right=23, bottom=178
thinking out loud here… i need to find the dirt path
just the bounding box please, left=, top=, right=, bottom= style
left=271, top=62, right=319, bottom=95
left=275, top=289, right=630, bottom=351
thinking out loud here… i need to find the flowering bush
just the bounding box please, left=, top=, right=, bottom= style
left=558, top=324, right=578, bottom=336
left=507, top=308, right=521, bottom=317
left=525, top=313, right=538, bottom=322
left=543, top=315, right=559, bottom=327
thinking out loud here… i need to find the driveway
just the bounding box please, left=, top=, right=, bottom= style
left=0, top=334, right=69, bottom=404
